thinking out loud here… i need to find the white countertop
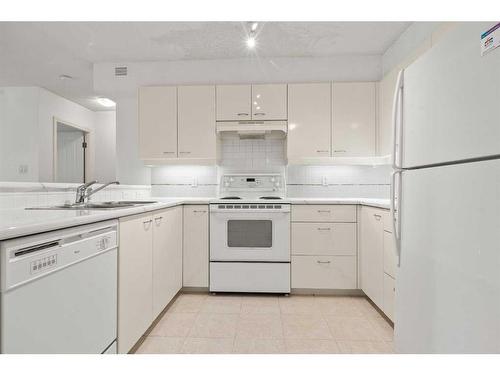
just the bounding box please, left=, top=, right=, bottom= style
left=0, top=197, right=389, bottom=241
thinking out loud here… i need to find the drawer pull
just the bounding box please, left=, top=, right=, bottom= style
left=317, top=210, right=331, bottom=213
left=317, top=260, right=331, bottom=264
left=316, top=150, right=329, bottom=153
left=253, top=112, right=266, bottom=116
left=154, top=216, right=163, bottom=224
left=193, top=210, right=207, bottom=213
left=179, top=151, right=191, bottom=154
left=237, top=113, right=249, bottom=116
left=163, top=151, right=175, bottom=154
left=373, top=214, right=382, bottom=220
left=333, top=150, right=347, bottom=153
left=317, top=227, right=331, bottom=231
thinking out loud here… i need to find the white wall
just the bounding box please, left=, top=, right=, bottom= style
left=0, top=86, right=116, bottom=184
left=0, top=87, right=40, bottom=181
left=94, top=55, right=382, bottom=185
left=94, top=111, right=116, bottom=182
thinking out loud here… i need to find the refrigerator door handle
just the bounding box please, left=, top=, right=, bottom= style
left=390, top=169, right=402, bottom=266
left=392, top=69, right=404, bottom=170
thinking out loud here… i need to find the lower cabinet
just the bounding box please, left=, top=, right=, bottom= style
left=290, top=205, right=357, bottom=290
left=360, top=206, right=397, bottom=322
left=183, top=205, right=209, bottom=288
left=118, top=207, right=182, bottom=354
left=292, top=256, right=357, bottom=289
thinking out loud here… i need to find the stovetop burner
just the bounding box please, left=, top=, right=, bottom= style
left=259, top=196, right=282, bottom=200
left=220, top=196, right=242, bottom=200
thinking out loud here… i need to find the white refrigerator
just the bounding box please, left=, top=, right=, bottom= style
left=392, top=22, right=500, bottom=353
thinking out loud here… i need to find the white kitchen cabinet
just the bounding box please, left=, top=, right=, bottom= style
left=287, top=83, right=331, bottom=159
left=177, top=86, right=216, bottom=159
left=152, top=207, right=183, bottom=318
left=383, top=230, right=397, bottom=279
left=139, top=86, right=177, bottom=159
left=251, top=84, right=287, bottom=120
left=383, top=273, right=396, bottom=321
left=291, top=204, right=356, bottom=223
left=291, top=222, right=356, bottom=256
left=216, top=85, right=251, bottom=121
left=118, top=213, right=154, bottom=354
left=378, top=70, right=399, bottom=156
left=359, top=206, right=384, bottom=307
left=332, top=82, right=376, bottom=157
left=291, top=255, right=357, bottom=289
left=183, top=205, right=209, bottom=288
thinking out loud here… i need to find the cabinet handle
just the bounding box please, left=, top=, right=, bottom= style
left=193, top=210, right=207, bottom=213
left=316, top=150, right=329, bottom=154
left=373, top=214, right=382, bottom=220
left=317, top=210, right=331, bottom=213
left=163, top=151, right=175, bottom=154
left=154, top=216, right=163, bottom=224
left=179, top=151, right=191, bottom=154
left=253, top=112, right=266, bottom=116
left=317, top=227, right=331, bottom=231
left=333, top=150, right=347, bottom=153
left=317, top=260, right=331, bottom=264
left=237, top=113, right=249, bottom=116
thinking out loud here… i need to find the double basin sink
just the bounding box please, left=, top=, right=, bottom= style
left=27, top=201, right=158, bottom=210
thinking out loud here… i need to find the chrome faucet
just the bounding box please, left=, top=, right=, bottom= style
left=75, top=181, right=120, bottom=204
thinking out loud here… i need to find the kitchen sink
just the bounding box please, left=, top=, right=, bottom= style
left=26, top=200, right=158, bottom=210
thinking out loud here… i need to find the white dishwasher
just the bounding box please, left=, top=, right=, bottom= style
left=0, top=220, right=118, bottom=354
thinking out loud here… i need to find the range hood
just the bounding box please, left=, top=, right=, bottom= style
left=216, top=121, right=287, bottom=139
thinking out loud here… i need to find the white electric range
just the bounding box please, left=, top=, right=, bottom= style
left=209, top=173, right=290, bottom=294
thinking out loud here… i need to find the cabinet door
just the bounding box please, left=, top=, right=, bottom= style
left=216, top=85, right=251, bottom=121
left=383, top=273, right=395, bottom=321
left=332, top=82, right=376, bottom=157
left=251, top=84, right=287, bottom=120
left=139, top=86, right=177, bottom=159
left=165, top=206, right=183, bottom=301
left=178, top=86, right=216, bottom=159
left=360, top=206, right=384, bottom=307
left=378, top=69, right=399, bottom=156
left=183, top=205, right=209, bottom=288
left=118, top=213, right=153, bottom=353
left=287, top=83, right=331, bottom=159
left=291, top=255, right=357, bottom=289
left=152, top=210, right=171, bottom=317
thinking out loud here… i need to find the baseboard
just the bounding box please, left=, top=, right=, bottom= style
left=181, top=286, right=210, bottom=293
left=291, top=288, right=365, bottom=296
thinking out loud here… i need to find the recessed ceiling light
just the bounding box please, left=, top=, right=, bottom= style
left=59, top=74, right=73, bottom=80
left=246, top=36, right=256, bottom=49
left=96, top=97, right=116, bottom=108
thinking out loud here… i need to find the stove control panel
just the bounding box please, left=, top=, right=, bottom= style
left=221, top=174, right=283, bottom=192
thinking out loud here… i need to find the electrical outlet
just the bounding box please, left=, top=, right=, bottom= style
left=18, top=165, right=28, bottom=174
left=191, top=177, right=198, bottom=188
left=321, top=176, right=328, bottom=186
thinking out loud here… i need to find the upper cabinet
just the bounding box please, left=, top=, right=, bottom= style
left=139, top=85, right=216, bottom=162
left=287, top=83, right=331, bottom=159
left=139, top=86, right=177, bottom=159
left=251, top=84, right=287, bottom=120
left=216, top=84, right=287, bottom=121
left=216, top=85, right=251, bottom=121
left=332, top=82, right=376, bottom=157
left=178, top=85, right=216, bottom=159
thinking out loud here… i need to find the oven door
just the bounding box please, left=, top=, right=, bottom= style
left=210, top=207, right=290, bottom=262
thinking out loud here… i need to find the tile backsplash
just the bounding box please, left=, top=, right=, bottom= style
left=0, top=182, right=151, bottom=209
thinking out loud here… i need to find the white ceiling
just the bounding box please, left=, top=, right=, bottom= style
left=0, top=22, right=410, bottom=110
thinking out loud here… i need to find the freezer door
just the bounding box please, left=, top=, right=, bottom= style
left=394, top=159, right=500, bottom=353
left=402, top=22, right=500, bottom=168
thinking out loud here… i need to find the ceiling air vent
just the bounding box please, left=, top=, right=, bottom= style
left=114, top=66, right=128, bottom=77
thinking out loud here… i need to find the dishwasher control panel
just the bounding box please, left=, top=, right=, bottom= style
left=1, top=220, right=118, bottom=291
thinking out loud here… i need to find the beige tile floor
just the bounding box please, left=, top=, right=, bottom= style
left=136, top=293, right=394, bottom=354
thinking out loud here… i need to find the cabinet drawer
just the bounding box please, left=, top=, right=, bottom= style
left=291, top=223, right=356, bottom=256
left=383, top=230, right=397, bottom=278
left=291, top=256, right=357, bottom=289
left=291, top=205, right=356, bottom=222
left=383, top=273, right=395, bottom=322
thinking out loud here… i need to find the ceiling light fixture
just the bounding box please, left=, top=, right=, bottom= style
left=246, top=36, right=256, bottom=49
left=96, top=97, right=116, bottom=108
